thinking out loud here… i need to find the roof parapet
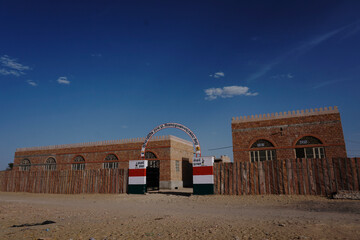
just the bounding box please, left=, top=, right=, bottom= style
left=16, top=135, right=192, bottom=152
left=232, top=106, right=339, bottom=123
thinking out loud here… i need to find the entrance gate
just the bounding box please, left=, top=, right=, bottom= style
left=146, top=160, right=160, bottom=191
left=128, top=123, right=214, bottom=195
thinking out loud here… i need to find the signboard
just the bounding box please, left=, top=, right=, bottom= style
left=193, top=156, right=214, bottom=195
left=128, top=160, right=148, bottom=194
left=140, top=123, right=201, bottom=158
left=193, top=157, right=214, bottom=167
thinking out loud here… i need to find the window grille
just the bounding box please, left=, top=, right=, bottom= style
left=295, top=136, right=325, bottom=159
left=249, top=139, right=277, bottom=162
left=103, top=154, right=119, bottom=169
left=175, top=160, right=180, bottom=172
left=20, top=159, right=31, bottom=171
left=72, top=155, right=85, bottom=170
left=44, top=157, right=56, bottom=171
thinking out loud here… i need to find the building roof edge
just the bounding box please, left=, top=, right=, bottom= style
left=232, top=106, right=339, bottom=124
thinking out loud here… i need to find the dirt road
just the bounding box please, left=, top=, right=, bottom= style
left=0, top=192, right=359, bottom=239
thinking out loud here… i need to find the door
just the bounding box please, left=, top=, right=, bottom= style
left=146, top=160, right=160, bottom=191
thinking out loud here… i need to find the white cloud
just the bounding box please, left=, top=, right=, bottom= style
left=204, top=85, right=258, bottom=100
left=0, top=55, right=31, bottom=76
left=26, top=80, right=37, bottom=86
left=209, top=72, right=225, bottom=79
left=57, top=76, right=70, bottom=85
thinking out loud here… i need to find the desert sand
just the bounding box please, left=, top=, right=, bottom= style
left=0, top=191, right=359, bottom=240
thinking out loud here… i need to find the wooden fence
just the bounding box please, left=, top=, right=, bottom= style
left=0, top=169, right=128, bottom=194
left=214, top=158, right=360, bottom=196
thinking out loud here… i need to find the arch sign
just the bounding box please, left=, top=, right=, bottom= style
left=129, top=123, right=213, bottom=195
left=140, top=123, right=201, bottom=158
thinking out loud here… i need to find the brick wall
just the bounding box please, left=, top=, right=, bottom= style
left=232, top=107, right=347, bottom=162
left=13, top=135, right=194, bottom=188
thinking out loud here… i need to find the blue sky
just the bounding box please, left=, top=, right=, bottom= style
left=1, top=0, right=360, bottom=169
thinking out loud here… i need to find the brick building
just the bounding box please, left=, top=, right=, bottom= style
left=232, top=106, right=347, bottom=162
left=13, top=135, right=194, bottom=190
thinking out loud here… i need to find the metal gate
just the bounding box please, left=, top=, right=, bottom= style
left=146, top=160, right=160, bottom=191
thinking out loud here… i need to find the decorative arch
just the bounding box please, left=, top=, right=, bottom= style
left=104, top=153, right=118, bottom=161
left=293, top=134, right=324, bottom=147
left=145, top=151, right=157, bottom=159
left=140, top=123, right=200, bottom=158
left=249, top=138, right=276, bottom=149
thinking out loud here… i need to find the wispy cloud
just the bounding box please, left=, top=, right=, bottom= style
left=0, top=55, right=31, bottom=77
left=271, top=73, right=294, bottom=80
left=57, top=76, right=70, bottom=85
left=204, top=85, right=258, bottom=100
left=246, top=21, right=360, bottom=82
left=209, top=72, right=225, bottom=79
left=0, top=68, right=22, bottom=77
left=91, top=53, right=102, bottom=57
left=26, top=80, right=37, bottom=86
left=246, top=62, right=278, bottom=82
left=312, top=79, right=344, bottom=89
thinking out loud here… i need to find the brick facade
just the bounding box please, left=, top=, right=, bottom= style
left=232, top=106, right=347, bottom=162
left=13, top=135, right=194, bottom=189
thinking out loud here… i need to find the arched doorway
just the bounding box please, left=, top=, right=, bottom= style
left=129, top=123, right=213, bottom=195
left=140, top=123, right=201, bottom=192
left=145, top=151, right=160, bottom=191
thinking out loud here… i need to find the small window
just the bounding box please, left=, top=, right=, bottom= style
left=45, top=157, right=56, bottom=171
left=103, top=154, right=118, bottom=169
left=20, top=159, right=31, bottom=171
left=249, top=139, right=276, bottom=162
left=72, top=155, right=85, bottom=170
left=175, top=160, right=180, bottom=172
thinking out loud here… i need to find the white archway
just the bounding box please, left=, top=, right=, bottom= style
left=140, top=123, right=201, bottom=158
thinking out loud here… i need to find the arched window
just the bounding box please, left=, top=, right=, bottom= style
left=145, top=152, right=159, bottom=168
left=295, top=136, right=325, bottom=159
left=249, top=139, right=276, bottom=162
left=72, top=155, right=85, bottom=170
left=103, top=154, right=119, bottom=169
left=20, top=159, right=31, bottom=171
left=45, top=157, right=56, bottom=171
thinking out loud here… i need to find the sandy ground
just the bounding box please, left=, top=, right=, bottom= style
left=0, top=191, right=359, bottom=240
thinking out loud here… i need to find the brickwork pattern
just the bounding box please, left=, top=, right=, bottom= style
left=13, top=135, right=194, bottom=184
left=232, top=107, right=347, bottom=162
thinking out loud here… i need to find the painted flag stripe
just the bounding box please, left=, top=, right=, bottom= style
left=129, top=169, right=146, bottom=177
left=129, top=176, right=146, bottom=185
left=193, top=175, right=214, bottom=184
left=193, top=166, right=213, bottom=175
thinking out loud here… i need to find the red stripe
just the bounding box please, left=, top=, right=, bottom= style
left=129, top=169, right=146, bottom=177
left=193, top=166, right=213, bottom=175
